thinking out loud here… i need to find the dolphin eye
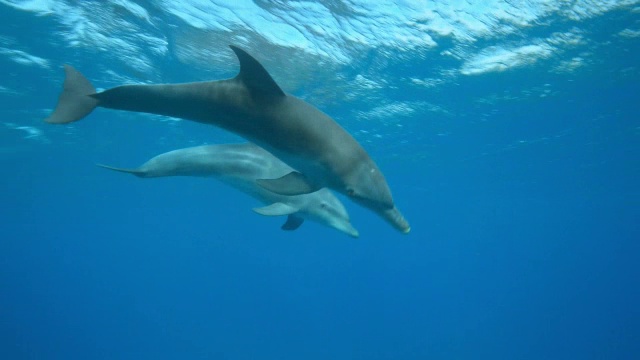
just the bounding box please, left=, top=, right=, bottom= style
left=320, top=202, right=327, bottom=209
left=346, top=188, right=355, bottom=197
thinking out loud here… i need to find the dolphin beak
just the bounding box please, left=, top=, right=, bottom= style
left=380, top=206, right=411, bottom=234
left=340, top=222, right=360, bottom=238
left=349, top=196, right=410, bottom=234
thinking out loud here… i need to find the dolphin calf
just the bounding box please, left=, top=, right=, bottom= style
left=98, top=143, right=359, bottom=238
left=45, top=45, right=410, bottom=233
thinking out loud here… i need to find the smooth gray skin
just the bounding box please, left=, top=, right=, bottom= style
left=98, top=143, right=359, bottom=238
left=45, top=45, right=410, bottom=234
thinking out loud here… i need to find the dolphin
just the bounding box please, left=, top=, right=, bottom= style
left=45, top=45, right=410, bottom=233
left=98, top=143, right=359, bottom=238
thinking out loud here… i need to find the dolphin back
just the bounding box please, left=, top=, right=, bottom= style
left=97, top=144, right=288, bottom=180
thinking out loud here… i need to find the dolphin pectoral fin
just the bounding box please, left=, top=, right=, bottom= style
left=96, top=163, right=146, bottom=178
left=256, top=171, right=320, bottom=196
left=229, top=45, right=286, bottom=98
left=281, top=215, right=304, bottom=231
left=252, top=202, right=299, bottom=216
left=253, top=203, right=305, bottom=231
left=45, top=65, right=98, bottom=124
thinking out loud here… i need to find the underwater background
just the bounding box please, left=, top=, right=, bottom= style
left=1, top=1, right=638, bottom=359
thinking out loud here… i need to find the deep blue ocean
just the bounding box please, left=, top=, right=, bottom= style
left=1, top=1, right=639, bottom=359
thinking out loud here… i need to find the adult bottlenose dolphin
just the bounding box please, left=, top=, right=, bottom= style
left=45, top=45, right=410, bottom=233
left=98, top=143, right=359, bottom=238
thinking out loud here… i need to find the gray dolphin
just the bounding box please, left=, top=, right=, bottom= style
left=45, top=45, right=410, bottom=233
left=98, top=143, right=359, bottom=238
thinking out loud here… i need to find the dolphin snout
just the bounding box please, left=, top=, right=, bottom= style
left=380, top=206, right=411, bottom=234
left=350, top=196, right=410, bottom=234
left=337, top=221, right=359, bottom=238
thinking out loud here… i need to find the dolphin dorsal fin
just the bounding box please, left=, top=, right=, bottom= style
left=230, top=45, right=286, bottom=98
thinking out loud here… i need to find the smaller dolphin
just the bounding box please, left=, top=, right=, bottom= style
left=98, top=143, right=359, bottom=238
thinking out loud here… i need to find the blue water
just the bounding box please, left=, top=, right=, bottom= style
left=1, top=1, right=639, bottom=359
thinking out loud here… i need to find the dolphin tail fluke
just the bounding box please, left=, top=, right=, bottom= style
left=96, top=163, right=146, bottom=178
left=45, top=65, right=98, bottom=124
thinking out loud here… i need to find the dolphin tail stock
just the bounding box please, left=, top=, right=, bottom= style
left=96, top=163, right=146, bottom=178
left=45, top=65, right=99, bottom=124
